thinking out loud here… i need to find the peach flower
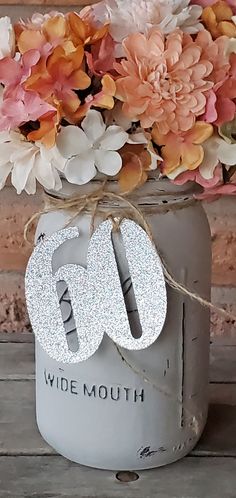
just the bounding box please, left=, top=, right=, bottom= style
left=152, top=121, right=213, bottom=175
left=114, top=29, right=213, bottom=133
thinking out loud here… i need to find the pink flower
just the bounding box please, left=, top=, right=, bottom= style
left=86, top=33, right=116, bottom=76
left=0, top=89, right=55, bottom=131
left=115, top=29, right=213, bottom=133
left=173, top=166, right=236, bottom=199
left=0, top=50, right=55, bottom=130
left=0, top=49, right=40, bottom=88
left=213, top=54, right=236, bottom=125
left=197, top=182, right=236, bottom=200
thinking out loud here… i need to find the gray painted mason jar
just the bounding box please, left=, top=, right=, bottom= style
left=34, top=175, right=211, bottom=470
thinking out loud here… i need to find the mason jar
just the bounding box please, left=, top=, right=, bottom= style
left=34, top=175, right=211, bottom=470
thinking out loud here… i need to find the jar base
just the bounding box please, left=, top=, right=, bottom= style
left=36, top=415, right=207, bottom=471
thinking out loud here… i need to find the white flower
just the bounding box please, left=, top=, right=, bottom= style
left=86, top=0, right=203, bottom=56
left=0, top=17, right=15, bottom=60
left=56, top=110, right=128, bottom=185
left=167, top=135, right=236, bottom=181
left=0, top=131, right=65, bottom=194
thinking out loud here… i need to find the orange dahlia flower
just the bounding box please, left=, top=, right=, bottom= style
left=114, top=29, right=214, bottom=134
left=202, top=1, right=236, bottom=39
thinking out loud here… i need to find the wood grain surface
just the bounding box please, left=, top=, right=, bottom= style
left=0, top=336, right=235, bottom=497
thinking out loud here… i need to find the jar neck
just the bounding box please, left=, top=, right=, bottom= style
left=45, top=174, right=200, bottom=207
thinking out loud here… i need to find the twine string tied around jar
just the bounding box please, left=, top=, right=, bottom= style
left=24, top=185, right=236, bottom=323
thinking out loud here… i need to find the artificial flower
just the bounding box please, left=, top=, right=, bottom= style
left=16, top=14, right=68, bottom=55
left=169, top=134, right=236, bottom=181
left=67, top=11, right=108, bottom=47
left=26, top=103, right=62, bottom=148
left=56, top=110, right=128, bottom=185
left=119, top=142, right=161, bottom=193
left=24, top=45, right=91, bottom=118
left=71, top=74, right=116, bottom=123
left=82, top=0, right=203, bottom=56
left=201, top=1, right=236, bottom=38
left=212, top=53, right=236, bottom=125
left=174, top=165, right=236, bottom=199
left=86, top=33, right=115, bottom=76
left=115, top=29, right=213, bottom=132
left=0, top=49, right=56, bottom=131
left=179, top=29, right=233, bottom=126
left=153, top=122, right=213, bottom=175
left=0, top=16, right=15, bottom=60
left=0, top=90, right=56, bottom=132
left=0, top=130, right=65, bottom=194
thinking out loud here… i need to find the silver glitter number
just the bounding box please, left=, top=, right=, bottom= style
left=25, top=219, right=167, bottom=363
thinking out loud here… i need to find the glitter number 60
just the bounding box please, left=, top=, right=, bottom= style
left=25, top=219, right=167, bottom=363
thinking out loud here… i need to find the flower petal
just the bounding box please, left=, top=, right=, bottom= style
left=182, top=143, right=204, bottom=170
left=64, top=151, right=96, bottom=185
left=217, top=141, right=236, bottom=166
left=118, top=153, right=144, bottom=193
left=199, top=136, right=220, bottom=179
left=56, top=125, right=91, bottom=159
left=11, top=150, right=36, bottom=194
left=0, top=161, right=12, bottom=189
left=99, top=125, right=128, bottom=151
left=33, top=152, right=60, bottom=190
left=187, top=122, right=213, bottom=144
left=24, top=169, right=37, bottom=195
left=81, top=110, right=106, bottom=143
left=95, top=149, right=122, bottom=175
left=127, top=131, right=148, bottom=145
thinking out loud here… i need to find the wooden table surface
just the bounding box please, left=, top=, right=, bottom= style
left=0, top=332, right=236, bottom=498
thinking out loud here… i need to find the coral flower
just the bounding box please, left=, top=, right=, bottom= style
left=24, top=45, right=91, bottom=117
left=67, top=11, right=108, bottom=47
left=152, top=121, right=213, bottom=175
left=114, top=29, right=213, bottom=133
left=119, top=143, right=161, bottom=193
left=201, top=1, right=236, bottom=38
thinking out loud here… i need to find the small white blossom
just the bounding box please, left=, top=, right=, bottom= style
left=56, top=110, right=128, bottom=185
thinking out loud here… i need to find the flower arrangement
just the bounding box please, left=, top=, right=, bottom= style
left=0, top=0, right=236, bottom=199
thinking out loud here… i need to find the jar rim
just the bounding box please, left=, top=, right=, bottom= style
left=46, top=172, right=201, bottom=203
